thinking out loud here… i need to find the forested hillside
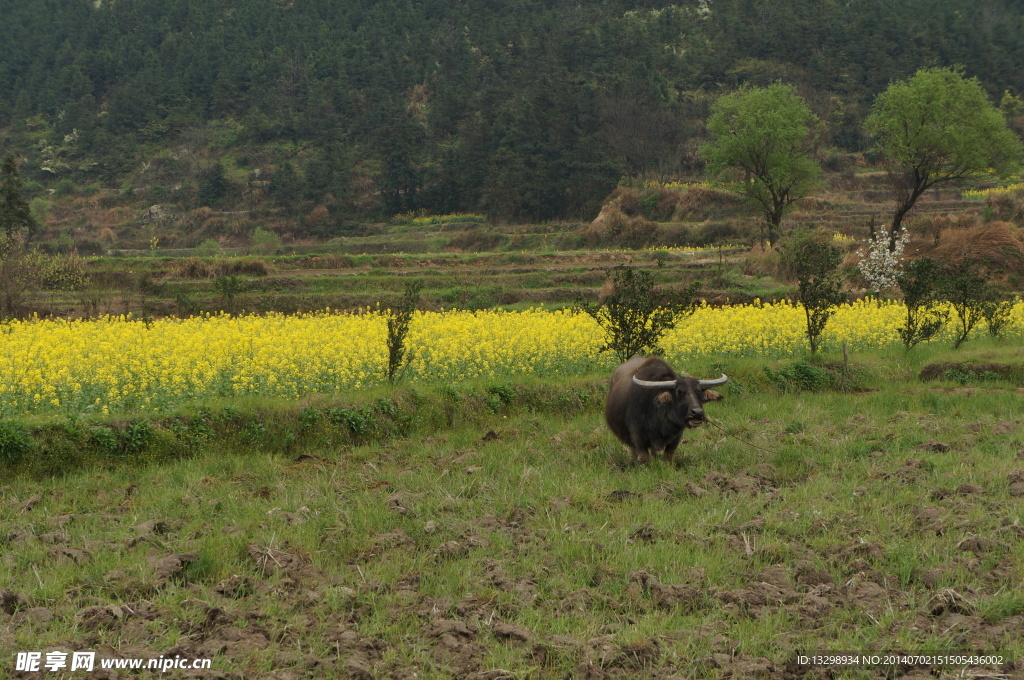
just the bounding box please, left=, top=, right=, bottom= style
left=1, top=0, right=1023, bottom=227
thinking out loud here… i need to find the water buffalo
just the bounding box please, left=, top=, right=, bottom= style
left=605, top=356, right=727, bottom=463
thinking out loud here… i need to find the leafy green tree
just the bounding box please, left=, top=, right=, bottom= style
left=865, top=67, right=1023, bottom=250
left=0, top=156, right=38, bottom=241
left=938, top=258, right=997, bottom=349
left=780, top=233, right=847, bottom=354
left=581, top=266, right=700, bottom=363
left=701, top=83, right=822, bottom=247
left=895, top=257, right=948, bottom=350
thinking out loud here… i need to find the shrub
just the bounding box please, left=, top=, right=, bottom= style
left=982, top=297, right=1014, bottom=338
left=54, top=179, right=76, bottom=196
left=251, top=227, right=280, bottom=255
left=29, top=197, right=50, bottom=226
left=938, top=258, right=997, bottom=349
left=0, top=420, right=32, bottom=466
left=780, top=233, right=847, bottom=353
left=764, top=360, right=832, bottom=392
left=196, top=239, right=222, bottom=256
left=386, top=281, right=422, bottom=383
left=580, top=266, right=700, bottom=362
left=895, top=257, right=948, bottom=350
left=214, top=275, right=244, bottom=305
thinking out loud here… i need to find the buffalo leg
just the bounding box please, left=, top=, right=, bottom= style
left=632, top=448, right=651, bottom=464
left=630, top=431, right=651, bottom=464
left=663, top=433, right=683, bottom=462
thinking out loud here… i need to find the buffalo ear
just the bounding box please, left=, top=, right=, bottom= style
left=654, top=391, right=674, bottom=405
left=702, top=389, right=723, bottom=402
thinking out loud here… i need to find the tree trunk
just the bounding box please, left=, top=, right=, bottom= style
left=888, top=180, right=927, bottom=250
left=767, top=209, right=783, bottom=247
left=888, top=204, right=912, bottom=251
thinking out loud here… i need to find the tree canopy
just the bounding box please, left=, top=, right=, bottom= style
left=865, top=67, right=1023, bottom=248
left=701, top=83, right=821, bottom=246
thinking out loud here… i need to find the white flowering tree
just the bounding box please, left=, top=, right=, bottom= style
left=857, top=227, right=909, bottom=293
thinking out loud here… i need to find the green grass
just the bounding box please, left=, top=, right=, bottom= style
left=2, top=349, right=1022, bottom=678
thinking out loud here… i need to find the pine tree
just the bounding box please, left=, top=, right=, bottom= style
left=0, top=156, right=37, bottom=241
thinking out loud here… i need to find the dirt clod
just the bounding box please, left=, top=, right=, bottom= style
left=247, top=544, right=311, bottom=577
left=912, top=567, right=945, bottom=589
left=148, top=550, right=200, bottom=582
left=956, top=535, right=1007, bottom=554
left=215, top=575, right=254, bottom=598
left=926, top=588, right=975, bottom=617
left=794, top=562, right=833, bottom=588
left=16, top=493, right=42, bottom=514
left=683, top=482, right=708, bottom=497
left=47, top=513, right=74, bottom=527
left=492, top=621, right=532, bottom=643
left=650, top=583, right=707, bottom=612
left=425, top=619, right=476, bottom=640
left=956, top=483, right=985, bottom=495
left=48, top=546, right=91, bottom=563
left=11, top=607, right=52, bottom=625
left=75, top=604, right=127, bottom=629
left=0, top=589, right=28, bottom=615
left=628, top=525, right=660, bottom=543
left=134, top=519, right=169, bottom=536
left=436, top=540, right=468, bottom=558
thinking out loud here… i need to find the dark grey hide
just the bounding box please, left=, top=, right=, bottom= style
left=605, top=355, right=727, bottom=463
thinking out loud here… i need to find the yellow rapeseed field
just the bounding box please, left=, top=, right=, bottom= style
left=1, top=300, right=1021, bottom=416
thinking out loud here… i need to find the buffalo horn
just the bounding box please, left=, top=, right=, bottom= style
left=632, top=376, right=677, bottom=388
left=698, top=374, right=729, bottom=388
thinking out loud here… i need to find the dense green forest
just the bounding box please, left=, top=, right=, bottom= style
left=1, top=0, right=1023, bottom=225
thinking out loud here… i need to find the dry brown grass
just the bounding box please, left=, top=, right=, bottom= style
left=671, top=186, right=745, bottom=220
left=920, top=222, right=1024, bottom=269
left=582, top=203, right=658, bottom=249
left=444, top=230, right=508, bottom=252
left=793, top=196, right=834, bottom=212
left=305, top=205, right=330, bottom=227
left=604, top=185, right=744, bottom=222
left=607, top=186, right=640, bottom=214
left=90, top=208, right=135, bottom=228
left=168, top=258, right=272, bottom=279
left=304, top=254, right=356, bottom=269
left=741, top=243, right=791, bottom=280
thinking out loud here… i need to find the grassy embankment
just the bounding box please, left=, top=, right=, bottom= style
left=2, top=342, right=1023, bottom=679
